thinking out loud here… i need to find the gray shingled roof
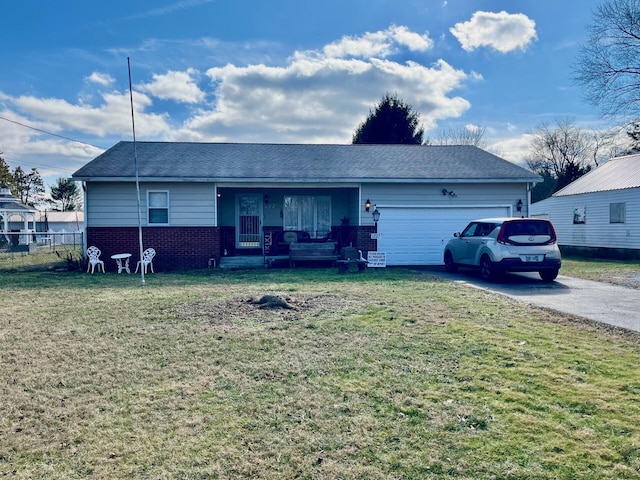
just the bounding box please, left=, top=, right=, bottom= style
left=0, top=186, right=36, bottom=213
left=554, top=154, right=640, bottom=197
left=72, top=141, right=540, bottom=183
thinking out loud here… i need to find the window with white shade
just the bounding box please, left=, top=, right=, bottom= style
left=148, top=191, right=169, bottom=224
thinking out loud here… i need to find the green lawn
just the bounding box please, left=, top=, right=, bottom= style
left=1, top=269, right=640, bottom=479
left=561, top=257, right=640, bottom=288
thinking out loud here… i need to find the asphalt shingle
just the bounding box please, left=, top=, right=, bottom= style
left=72, top=142, right=540, bottom=183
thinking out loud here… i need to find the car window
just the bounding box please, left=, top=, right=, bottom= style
left=475, top=223, right=497, bottom=237
left=504, top=220, right=552, bottom=237
left=460, top=223, right=479, bottom=237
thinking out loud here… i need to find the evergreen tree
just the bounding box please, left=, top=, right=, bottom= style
left=352, top=93, right=424, bottom=144
left=12, top=166, right=45, bottom=207
left=0, top=154, right=13, bottom=187
left=50, top=177, right=81, bottom=211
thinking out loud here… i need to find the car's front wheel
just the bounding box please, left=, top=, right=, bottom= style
left=539, top=269, right=559, bottom=282
left=444, top=251, right=458, bottom=273
left=480, top=255, right=496, bottom=281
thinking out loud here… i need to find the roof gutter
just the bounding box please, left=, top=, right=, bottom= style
left=73, top=176, right=542, bottom=184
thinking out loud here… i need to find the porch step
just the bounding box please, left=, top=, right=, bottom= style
left=219, top=256, right=267, bottom=269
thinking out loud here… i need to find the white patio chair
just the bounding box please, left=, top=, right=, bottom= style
left=86, top=246, right=105, bottom=273
left=135, top=248, right=156, bottom=274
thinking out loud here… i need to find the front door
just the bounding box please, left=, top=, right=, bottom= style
left=236, top=194, right=262, bottom=249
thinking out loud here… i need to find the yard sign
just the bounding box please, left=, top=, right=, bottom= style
left=367, top=252, right=386, bottom=268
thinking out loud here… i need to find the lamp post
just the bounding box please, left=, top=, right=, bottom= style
left=372, top=206, right=380, bottom=231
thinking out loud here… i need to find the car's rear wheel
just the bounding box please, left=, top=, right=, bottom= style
left=480, top=255, right=496, bottom=281
left=444, top=251, right=458, bottom=273
left=539, top=269, right=559, bottom=282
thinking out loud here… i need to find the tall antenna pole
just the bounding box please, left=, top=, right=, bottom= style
left=128, top=57, right=145, bottom=285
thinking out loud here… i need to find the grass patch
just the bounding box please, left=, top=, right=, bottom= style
left=0, top=246, right=83, bottom=273
left=561, top=257, right=640, bottom=287
left=1, top=268, right=640, bottom=478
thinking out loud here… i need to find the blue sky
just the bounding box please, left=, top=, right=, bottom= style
left=0, top=0, right=613, bottom=192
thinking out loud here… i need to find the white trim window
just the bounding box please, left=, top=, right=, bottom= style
left=283, top=195, right=331, bottom=238
left=148, top=190, right=169, bottom=225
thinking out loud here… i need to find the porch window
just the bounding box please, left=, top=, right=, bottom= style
left=610, top=202, right=626, bottom=224
left=283, top=196, right=331, bottom=238
left=148, top=191, right=169, bottom=224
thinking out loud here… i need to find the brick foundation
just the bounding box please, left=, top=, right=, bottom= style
left=86, top=226, right=376, bottom=271
left=357, top=226, right=377, bottom=252
left=87, top=227, right=221, bottom=271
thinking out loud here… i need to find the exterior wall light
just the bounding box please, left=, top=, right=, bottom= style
left=365, top=198, right=371, bottom=212
left=516, top=199, right=523, bottom=212
left=372, top=206, right=381, bottom=225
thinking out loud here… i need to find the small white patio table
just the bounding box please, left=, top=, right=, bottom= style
left=111, top=253, right=132, bottom=274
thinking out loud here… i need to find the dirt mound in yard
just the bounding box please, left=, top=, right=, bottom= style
left=174, top=293, right=367, bottom=325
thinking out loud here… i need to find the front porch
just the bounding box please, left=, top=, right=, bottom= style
left=218, top=229, right=351, bottom=269
left=216, top=186, right=369, bottom=259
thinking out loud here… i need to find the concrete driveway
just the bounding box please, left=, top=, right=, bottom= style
left=421, top=268, right=640, bottom=333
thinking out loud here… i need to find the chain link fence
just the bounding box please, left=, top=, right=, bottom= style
left=0, top=232, right=85, bottom=272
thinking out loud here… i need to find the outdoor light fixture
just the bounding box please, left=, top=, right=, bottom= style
left=264, top=194, right=269, bottom=205
left=442, top=189, right=457, bottom=197
left=365, top=198, right=371, bottom=212
left=516, top=199, right=523, bottom=212
left=372, top=206, right=381, bottom=225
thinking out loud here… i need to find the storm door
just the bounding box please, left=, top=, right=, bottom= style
left=236, top=194, right=262, bottom=248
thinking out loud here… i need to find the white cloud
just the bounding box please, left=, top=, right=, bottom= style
left=138, top=68, right=206, bottom=104
left=194, top=27, right=465, bottom=143
left=0, top=109, right=102, bottom=182
left=450, top=11, right=537, bottom=53
left=322, top=25, right=433, bottom=59
left=11, top=92, right=170, bottom=138
left=125, top=0, right=217, bottom=20
left=85, top=72, right=115, bottom=86
left=1, top=25, right=470, bottom=182
left=489, top=133, right=533, bottom=164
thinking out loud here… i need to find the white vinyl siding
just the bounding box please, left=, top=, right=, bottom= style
left=531, top=188, right=640, bottom=249
left=85, top=182, right=216, bottom=227
left=359, top=183, right=527, bottom=226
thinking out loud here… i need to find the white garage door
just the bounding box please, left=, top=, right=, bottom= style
left=377, top=206, right=510, bottom=266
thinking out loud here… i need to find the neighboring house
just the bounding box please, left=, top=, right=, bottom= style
left=35, top=211, right=84, bottom=245
left=531, top=154, right=640, bottom=259
left=35, top=210, right=84, bottom=233
left=72, top=142, right=540, bottom=270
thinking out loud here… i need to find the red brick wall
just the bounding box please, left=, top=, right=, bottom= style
left=87, top=226, right=375, bottom=271
left=357, top=226, right=377, bottom=252
left=87, top=227, right=220, bottom=271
